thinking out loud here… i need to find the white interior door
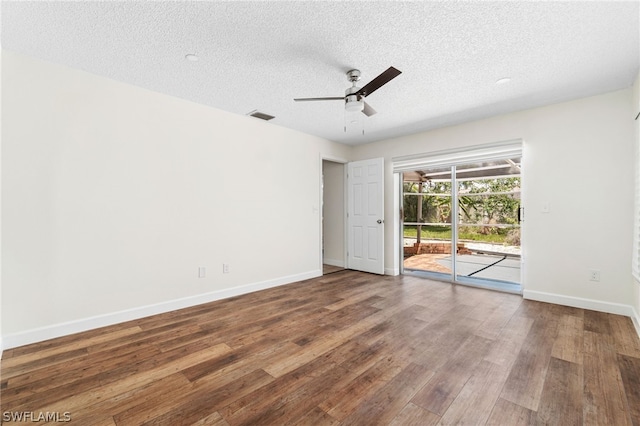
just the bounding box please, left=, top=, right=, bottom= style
left=347, top=158, right=385, bottom=274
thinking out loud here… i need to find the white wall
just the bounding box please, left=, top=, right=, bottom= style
left=0, top=46, right=3, bottom=354
left=1, top=50, right=351, bottom=347
left=633, top=70, right=640, bottom=333
left=322, top=160, right=345, bottom=267
left=353, top=89, right=636, bottom=314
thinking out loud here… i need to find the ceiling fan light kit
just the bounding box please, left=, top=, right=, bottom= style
left=345, top=70, right=364, bottom=112
left=345, top=97, right=364, bottom=113
left=345, top=100, right=364, bottom=112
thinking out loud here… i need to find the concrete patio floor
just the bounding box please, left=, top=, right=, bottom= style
left=404, top=252, right=521, bottom=284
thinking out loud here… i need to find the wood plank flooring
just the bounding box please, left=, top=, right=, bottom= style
left=2, top=271, right=640, bottom=425
left=322, top=264, right=345, bottom=275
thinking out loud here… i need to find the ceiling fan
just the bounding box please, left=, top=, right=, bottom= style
left=294, top=66, right=402, bottom=116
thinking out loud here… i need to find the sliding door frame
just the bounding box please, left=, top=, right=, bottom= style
left=451, top=165, right=459, bottom=280
left=394, top=139, right=524, bottom=292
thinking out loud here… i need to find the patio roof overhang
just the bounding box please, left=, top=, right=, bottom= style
left=402, top=158, right=522, bottom=182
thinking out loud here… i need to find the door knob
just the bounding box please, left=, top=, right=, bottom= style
left=377, top=219, right=383, bottom=224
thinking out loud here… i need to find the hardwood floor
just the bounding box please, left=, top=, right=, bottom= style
left=322, top=264, right=345, bottom=275
left=2, top=271, right=640, bottom=425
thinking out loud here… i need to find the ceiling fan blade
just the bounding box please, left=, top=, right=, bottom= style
left=355, top=66, right=402, bottom=98
left=294, top=97, right=344, bottom=102
left=362, top=101, right=377, bottom=117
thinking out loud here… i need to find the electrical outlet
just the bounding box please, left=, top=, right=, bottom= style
left=198, top=267, right=206, bottom=278
left=589, top=269, right=601, bottom=282
left=223, top=264, right=230, bottom=274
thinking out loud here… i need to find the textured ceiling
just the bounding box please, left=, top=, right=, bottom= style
left=2, top=1, right=639, bottom=145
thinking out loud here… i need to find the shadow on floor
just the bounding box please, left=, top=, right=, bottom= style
left=323, top=264, right=346, bottom=275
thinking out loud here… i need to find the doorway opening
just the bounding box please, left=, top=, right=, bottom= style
left=322, top=159, right=346, bottom=275
left=402, top=158, right=522, bottom=293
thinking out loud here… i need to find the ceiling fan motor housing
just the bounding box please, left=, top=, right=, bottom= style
left=345, top=85, right=364, bottom=112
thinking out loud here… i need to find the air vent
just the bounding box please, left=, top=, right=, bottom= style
left=247, top=110, right=275, bottom=121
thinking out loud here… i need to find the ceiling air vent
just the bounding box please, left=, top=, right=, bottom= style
left=247, top=110, right=275, bottom=121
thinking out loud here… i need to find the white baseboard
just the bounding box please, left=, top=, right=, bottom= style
left=323, top=258, right=345, bottom=268
left=385, top=267, right=400, bottom=276
left=524, top=290, right=640, bottom=338
left=2, top=270, right=322, bottom=350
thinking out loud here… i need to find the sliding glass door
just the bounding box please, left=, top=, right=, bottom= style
left=402, top=167, right=453, bottom=275
left=402, top=158, right=522, bottom=293
left=454, top=162, right=521, bottom=289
